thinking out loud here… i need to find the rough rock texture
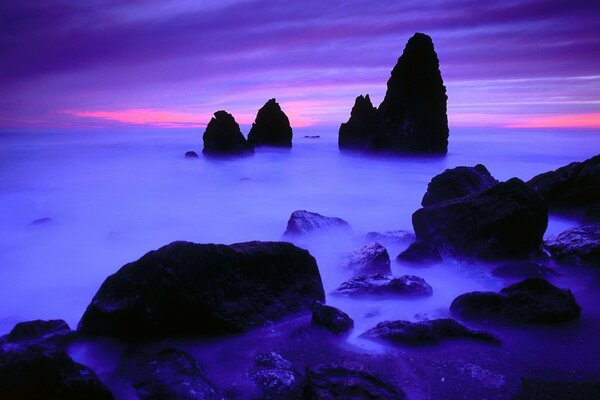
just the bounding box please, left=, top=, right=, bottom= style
left=396, top=241, right=442, bottom=264
left=1, top=319, right=74, bottom=347
left=512, top=378, right=600, bottom=400
left=247, top=99, right=293, bottom=147
left=339, top=32, right=448, bottom=154
left=450, top=278, right=580, bottom=324
left=491, top=262, right=555, bottom=279
left=248, top=352, right=299, bottom=399
left=421, top=164, right=499, bottom=206
left=310, top=301, right=354, bottom=335
left=202, top=110, right=253, bottom=156
left=412, top=178, right=548, bottom=259
left=332, top=274, right=432, bottom=297
left=78, top=241, right=325, bottom=338
left=546, top=224, right=600, bottom=267
left=360, top=319, right=499, bottom=346
left=302, top=365, right=405, bottom=399
left=342, top=242, right=391, bottom=276
left=184, top=150, right=199, bottom=159
left=364, top=230, right=414, bottom=245
left=283, top=210, right=351, bottom=236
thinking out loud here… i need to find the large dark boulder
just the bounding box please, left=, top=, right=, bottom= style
left=339, top=32, right=448, bottom=154
left=421, top=164, right=498, bottom=206
left=450, top=278, right=580, bottom=324
left=412, top=178, right=548, bottom=259
left=283, top=210, right=351, bottom=236
left=202, top=110, right=253, bottom=156
left=1, top=319, right=74, bottom=347
left=78, top=241, right=325, bottom=338
left=332, top=274, right=432, bottom=298
left=396, top=241, right=442, bottom=265
left=247, top=98, right=293, bottom=147
left=248, top=352, right=299, bottom=399
left=546, top=224, right=600, bottom=267
left=311, top=301, right=354, bottom=335
left=342, top=242, right=391, bottom=276
left=512, top=378, right=600, bottom=400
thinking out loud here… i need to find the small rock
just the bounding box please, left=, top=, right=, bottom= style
left=29, top=218, right=53, bottom=226
left=2, top=319, right=74, bottom=347
left=304, top=135, right=320, bottom=139
left=342, top=242, right=391, bottom=276
left=184, top=150, right=199, bottom=159
left=396, top=241, right=442, bottom=264
left=283, top=210, right=351, bottom=236
left=332, top=274, right=432, bottom=297
left=310, top=301, right=354, bottom=335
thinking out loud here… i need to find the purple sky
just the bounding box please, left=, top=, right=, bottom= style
left=2, top=0, right=600, bottom=130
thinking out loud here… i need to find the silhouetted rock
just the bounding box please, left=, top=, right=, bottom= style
left=332, top=274, right=432, bottom=297
left=421, top=164, right=498, bottom=206
left=2, top=319, right=74, bottom=347
left=29, top=217, right=54, bottom=226
left=78, top=241, right=324, bottom=338
left=302, top=365, right=405, bottom=399
left=247, top=99, right=293, bottom=147
left=311, top=301, right=354, bottom=335
left=361, top=319, right=499, bottom=346
left=284, top=210, right=351, bottom=236
left=528, top=154, right=600, bottom=221
left=412, top=178, right=548, bottom=259
left=202, top=110, right=253, bottom=156
left=342, top=242, right=391, bottom=276
left=546, top=224, right=600, bottom=267
left=184, top=150, right=199, bottom=159
left=339, top=33, right=448, bottom=154
left=304, top=135, right=320, bottom=139
left=451, top=278, right=580, bottom=324
left=512, top=378, right=600, bottom=400
left=491, top=262, right=555, bottom=279
left=249, top=352, right=299, bottom=399
left=396, top=241, right=442, bottom=264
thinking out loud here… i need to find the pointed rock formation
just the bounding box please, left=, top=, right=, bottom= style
left=202, top=110, right=253, bottom=156
left=339, top=32, right=448, bottom=154
left=248, top=99, right=293, bottom=147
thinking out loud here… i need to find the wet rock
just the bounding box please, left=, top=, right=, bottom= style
left=339, top=33, right=448, bottom=154
left=184, top=150, right=199, bottom=159
left=546, top=224, right=600, bottom=267
left=450, top=278, right=580, bottom=324
left=512, top=377, right=600, bottom=400
left=413, top=178, right=548, bottom=260
left=310, top=301, right=354, bottom=335
left=421, top=164, right=498, bottom=206
left=1, top=319, right=74, bottom=347
left=396, top=241, right=442, bottom=264
left=247, top=98, right=293, bottom=147
left=248, top=352, right=299, bottom=399
left=491, top=262, right=555, bottom=279
left=364, top=230, right=414, bottom=246
left=283, top=210, right=351, bottom=236
left=342, top=242, right=391, bottom=276
left=332, top=274, right=432, bottom=297
left=78, top=241, right=324, bottom=338
left=360, top=319, right=499, bottom=346
left=302, top=365, right=405, bottom=399
left=202, top=110, right=254, bottom=156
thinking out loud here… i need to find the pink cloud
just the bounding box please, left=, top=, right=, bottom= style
left=507, top=112, right=600, bottom=129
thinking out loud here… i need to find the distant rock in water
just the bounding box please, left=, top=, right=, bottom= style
left=339, top=32, right=448, bottom=154
left=202, top=110, right=254, bottom=156
left=546, top=224, right=600, bottom=267
left=304, top=135, right=320, bottom=139
left=247, top=99, right=293, bottom=147
left=421, top=164, right=498, bottom=206
left=332, top=274, right=432, bottom=297
left=29, top=217, right=54, bottom=226
left=342, top=242, right=391, bottom=276
left=284, top=210, right=351, bottom=236
left=184, top=150, right=199, bottom=159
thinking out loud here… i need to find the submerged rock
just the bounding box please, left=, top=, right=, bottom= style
left=78, top=241, right=324, bottom=338
left=513, top=378, right=600, bottom=400
left=184, top=150, right=199, bottom=159
left=311, top=301, right=354, bottom=335
left=283, top=210, right=351, bottom=236
left=248, top=352, right=299, bottom=399
left=2, top=319, right=74, bottom=347
left=421, top=164, right=498, bottom=206
left=396, top=241, right=442, bottom=264
left=450, top=278, right=580, bottom=324
left=332, top=274, right=432, bottom=297
left=491, top=262, right=555, bottom=279
left=412, top=178, right=548, bottom=259
left=247, top=98, right=293, bottom=147
left=546, top=224, right=600, bottom=267
left=202, top=110, right=253, bottom=156
left=342, top=242, right=391, bottom=276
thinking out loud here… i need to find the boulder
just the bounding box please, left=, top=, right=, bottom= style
left=360, top=319, right=499, bottom=346
left=202, top=110, right=253, bottom=156
left=184, top=150, right=199, bottom=159
left=546, top=224, right=600, bottom=267
left=396, top=241, right=442, bottom=264
left=310, top=301, right=354, bottom=335
left=332, top=274, right=432, bottom=297
left=247, top=99, right=293, bottom=147
left=248, top=352, right=299, bottom=399
left=78, top=241, right=325, bottom=338
left=283, top=210, right=351, bottom=236
left=412, top=178, right=548, bottom=259
left=450, top=278, right=580, bottom=324
left=1, top=319, right=74, bottom=347
left=421, top=164, right=498, bottom=206
left=491, top=262, right=555, bottom=279
left=339, top=32, right=448, bottom=154
left=342, top=242, right=391, bottom=276
left=512, top=378, right=600, bottom=400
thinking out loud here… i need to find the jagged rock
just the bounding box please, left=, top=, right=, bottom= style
left=202, top=110, right=253, bottom=156
left=332, top=274, right=432, bottom=297
left=546, top=224, right=600, bottom=267
left=491, top=262, right=555, bottom=279
left=360, top=319, right=499, bottom=346
left=412, top=178, right=548, bottom=259
left=78, top=241, right=324, bottom=338
left=450, top=278, right=580, bottom=324
left=311, top=301, right=354, bottom=335
left=247, top=99, right=293, bottom=147
left=283, top=210, right=351, bottom=236
left=248, top=352, right=299, bottom=399
left=396, top=241, right=442, bottom=264
left=342, top=242, right=391, bottom=276
left=512, top=378, right=600, bottom=400
left=184, top=150, right=199, bottom=159
left=339, top=32, right=448, bottom=154
left=1, top=320, right=74, bottom=347
left=421, top=164, right=498, bottom=206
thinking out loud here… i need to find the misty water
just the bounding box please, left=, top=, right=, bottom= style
left=1, top=127, right=600, bottom=398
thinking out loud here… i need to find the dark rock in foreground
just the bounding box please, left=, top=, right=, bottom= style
left=302, top=365, right=405, bottom=400
left=413, top=178, right=548, bottom=259
left=332, top=274, right=432, bottom=297
left=202, top=110, right=254, bottom=156
left=184, top=150, right=199, bottom=159
left=421, top=164, right=498, bottom=206
left=396, top=241, right=442, bottom=264
left=546, top=224, right=600, bottom=267
left=342, top=242, right=391, bottom=276
left=512, top=378, right=600, bottom=400
left=451, top=278, right=580, bottom=324
left=78, top=241, right=324, bottom=338
left=361, top=319, right=499, bottom=346
left=2, top=319, right=74, bottom=347
left=284, top=210, right=351, bottom=236
left=311, top=301, right=354, bottom=335
left=491, top=262, right=555, bottom=279
left=247, top=98, right=293, bottom=147
left=249, top=352, right=299, bottom=399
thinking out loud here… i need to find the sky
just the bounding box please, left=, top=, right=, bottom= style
left=1, top=0, right=600, bottom=130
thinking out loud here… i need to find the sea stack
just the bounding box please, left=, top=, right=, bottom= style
left=202, top=110, right=254, bottom=156
left=247, top=99, right=293, bottom=147
left=339, top=33, right=448, bottom=154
